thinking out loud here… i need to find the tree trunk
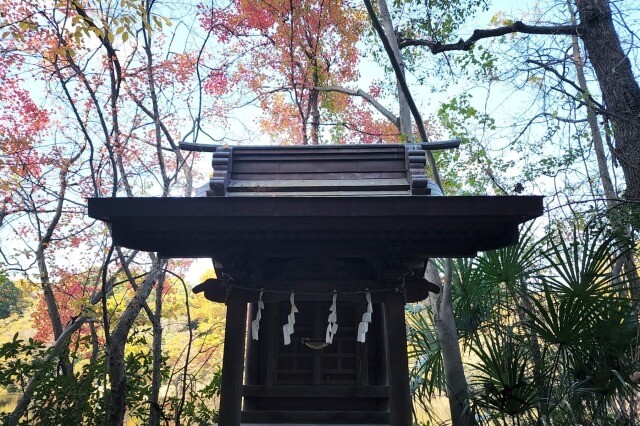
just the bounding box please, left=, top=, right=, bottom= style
left=569, top=33, right=615, bottom=202
left=427, top=261, right=472, bottom=426
left=310, top=64, right=321, bottom=145
left=149, top=272, right=165, bottom=426
left=34, top=166, right=76, bottom=377
left=377, top=0, right=413, bottom=141
left=576, top=0, right=640, bottom=202
left=107, top=258, right=167, bottom=426
left=36, top=252, right=64, bottom=341
left=375, top=3, right=471, bottom=421
left=310, top=88, right=320, bottom=145
left=370, top=4, right=470, bottom=422
left=301, top=117, right=310, bottom=145
left=568, top=3, right=640, bottom=300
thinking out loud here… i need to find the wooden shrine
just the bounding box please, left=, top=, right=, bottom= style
left=88, top=142, right=543, bottom=425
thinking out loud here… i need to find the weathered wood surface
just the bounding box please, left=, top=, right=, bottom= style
left=217, top=290, right=247, bottom=426
left=240, top=410, right=390, bottom=424
left=89, top=195, right=543, bottom=259
left=384, top=292, right=413, bottom=426
left=242, top=300, right=388, bottom=422
left=227, top=179, right=410, bottom=194
left=242, top=384, right=388, bottom=398
left=208, top=144, right=432, bottom=197
left=193, top=278, right=438, bottom=304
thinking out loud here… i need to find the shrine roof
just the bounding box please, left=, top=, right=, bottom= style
left=87, top=195, right=543, bottom=259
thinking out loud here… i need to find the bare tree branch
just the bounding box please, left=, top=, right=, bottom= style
left=399, top=21, right=580, bottom=52
left=315, top=85, right=399, bottom=127
left=69, top=0, right=122, bottom=97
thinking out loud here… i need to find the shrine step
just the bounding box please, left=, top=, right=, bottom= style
left=241, top=410, right=390, bottom=424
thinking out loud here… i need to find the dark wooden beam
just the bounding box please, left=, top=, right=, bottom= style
left=88, top=195, right=543, bottom=259
left=384, top=292, right=413, bottom=426
left=178, top=141, right=220, bottom=152
left=241, top=410, right=390, bottom=424
left=242, top=384, right=389, bottom=398
left=218, top=289, right=247, bottom=425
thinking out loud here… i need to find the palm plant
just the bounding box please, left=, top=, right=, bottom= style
left=523, top=227, right=639, bottom=423
left=408, top=222, right=639, bottom=425
left=469, top=328, right=539, bottom=424
left=470, top=223, right=548, bottom=424
left=451, top=258, right=497, bottom=341
left=408, top=306, right=447, bottom=423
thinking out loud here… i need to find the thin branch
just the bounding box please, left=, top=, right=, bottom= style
left=541, top=112, right=588, bottom=124
left=527, top=59, right=607, bottom=110
left=528, top=59, right=640, bottom=129
left=70, top=0, right=122, bottom=97
left=165, top=270, right=193, bottom=426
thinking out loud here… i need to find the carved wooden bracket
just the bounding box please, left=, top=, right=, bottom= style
left=207, top=147, right=231, bottom=196
left=406, top=145, right=431, bottom=195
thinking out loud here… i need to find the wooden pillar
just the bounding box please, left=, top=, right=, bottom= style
left=384, top=291, right=412, bottom=426
left=218, top=290, right=247, bottom=426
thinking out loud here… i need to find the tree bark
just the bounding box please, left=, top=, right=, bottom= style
left=569, top=35, right=615, bottom=203
left=574, top=0, right=640, bottom=201
left=370, top=4, right=471, bottom=422
left=107, top=258, right=167, bottom=426
left=34, top=163, right=81, bottom=378
left=315, top=86, right=399, bottom=126
left=427, top=261, right=472, bottom=426
left=365, top=0, right=441, bottom=186
left=377, top=0, right=413, bottom=141
left=310, top=64, right=321, bottom=145
left=149, top=271, right=165, bottom=426
left=568, top=2, right=640, bottom=299
left=35, top=166, right=71, bottom=343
